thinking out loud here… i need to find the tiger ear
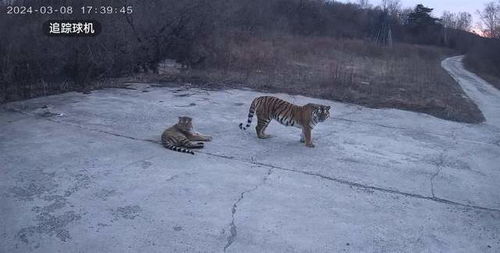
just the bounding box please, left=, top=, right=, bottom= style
left=325, top=106, right=331, bottom=110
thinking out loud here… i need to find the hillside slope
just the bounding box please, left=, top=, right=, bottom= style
left=165, top=35, right=485, bottom=123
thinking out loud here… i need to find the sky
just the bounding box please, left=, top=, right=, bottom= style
left=339, top=0, right=494, bottom=28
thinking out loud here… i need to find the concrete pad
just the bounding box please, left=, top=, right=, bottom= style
left=1, top=57, right=499, bottom=252
left=230, top=169, right=499, bottom=253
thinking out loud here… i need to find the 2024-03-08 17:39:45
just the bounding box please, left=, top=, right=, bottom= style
left=4, top=5, right=133, bottom=15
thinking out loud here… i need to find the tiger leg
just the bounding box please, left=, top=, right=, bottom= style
left=185, top=142, right=205, bottom=149
left=300, top=132, right=305, bottom=143
left=256, top=116, right=272, bottom=139
left=180, top=138, right=205, bottom=149
left=302, top=127, right=315, bottom=148
left=187, top=132, right=212, bottom=142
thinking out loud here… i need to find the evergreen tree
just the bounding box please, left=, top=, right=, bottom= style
left=407, top=4, right=440, bottom=29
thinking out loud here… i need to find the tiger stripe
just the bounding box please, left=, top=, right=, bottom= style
left=161, top=133, right=195, bottom=155
left=162, top=142, right=195, bottom=155
left=160, top=116, right=212, bottom=155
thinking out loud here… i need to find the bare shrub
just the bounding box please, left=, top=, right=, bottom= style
left=0, top=0, right=215, bottom=102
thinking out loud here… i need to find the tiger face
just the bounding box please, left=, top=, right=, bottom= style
left=311, top=104, right=331, bottom=122
left=176, top=116, right=193, bottom=132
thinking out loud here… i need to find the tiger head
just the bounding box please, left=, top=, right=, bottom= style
left=309, top=104, right=331, bottom=122
left=176, top=116, right=193, bottom=132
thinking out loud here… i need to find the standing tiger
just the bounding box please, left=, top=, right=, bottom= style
left=239, top=96, right=331, bottom=147
left=161, top=116, right=212, bottom=155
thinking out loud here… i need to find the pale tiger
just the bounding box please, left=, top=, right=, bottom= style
left=161, top=116, right=212, bottom=155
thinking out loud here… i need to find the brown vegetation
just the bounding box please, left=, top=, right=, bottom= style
left=162, top=34, right=484, bottom=123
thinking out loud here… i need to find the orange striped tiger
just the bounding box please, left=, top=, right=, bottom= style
left=161, top=116, right=212, bottom=155
left=239, top=96, right=331, bottom=147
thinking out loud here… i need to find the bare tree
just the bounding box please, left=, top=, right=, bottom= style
left=497, top=0, right=500, bottom=35
left=357, top=0, right=369, bottom=9
left=381, top=0, right=401, bottom=17
left=441, top=11, right=456, bottom=28
left=456, top=12, right=472, bottom=31
left=441, top=11, right=472, bottom=31
left=478, top=1, right=499, bottom=38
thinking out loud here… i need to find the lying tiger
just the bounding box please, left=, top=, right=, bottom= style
left=239, top=96, right=330, bottom=147
left=161, top=116, right=212, bottom=155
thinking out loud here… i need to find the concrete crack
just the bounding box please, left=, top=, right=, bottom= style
left=238, top=159, right=500, bottom=213
left=430, top=152, right=445, bottom=198
left=9, top=108, right=500, bottom=214
left=223, top=168, right=273, bottom=252
left=430, top=128, right=459, bottom=198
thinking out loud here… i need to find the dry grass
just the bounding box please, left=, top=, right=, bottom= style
left=165, top=34, right=484, bottom=123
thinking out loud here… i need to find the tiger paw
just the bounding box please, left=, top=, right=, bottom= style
left=205, top=136, right=213, bottom=141
left=306, top=143, right=315, bottom=148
